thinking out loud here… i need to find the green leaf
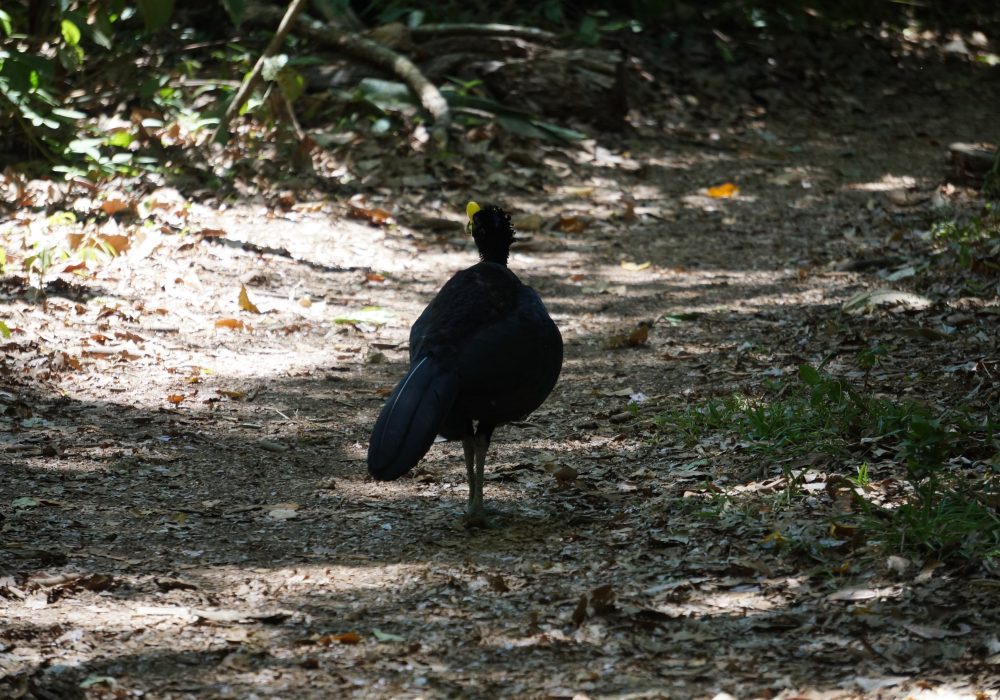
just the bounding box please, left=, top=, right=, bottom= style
left=496, top=115, right=549, bottom=140
left=261, top=54, right=288, bottom=82
left=370, top=117, right=392, bottom=134
left=219, top=0, right=245, bottom=25
left=106, top=130, right=133, bottom=148
left=530, top=120, right=587, bottom=142
left=798, top=364, right=822, bottom=387
left=578, top=15, right=599, bottom=45
left=51, top=107, right=86, bottom=120
left=0, top=320, right=10, bottom=339
left=277, top=69, right=304, bottom=103
left=92, top=9, right=114, bottom=48
left=357, top=78, right=414, bottom=106
left=334, top=306, right=393, bottom=326
left=371, top=628, right=405, bottom=642
left=138, top=77, right=164, bottom=100
left=47, top=211, right=77, bottom=226
left=0, top=10, right=12, bottom=36
left=19, top=103, right=60, bottom=130
left=446, top=91, right=587, bottom=142
left=67, top=138, right=104, bottom=161
left=61, top=19, right=82, bottom=46
left=136, top=0, right=174, bottom=32
left=0, top=55, right=38, bottom=94
left=67, top=138, right=103, bottom=151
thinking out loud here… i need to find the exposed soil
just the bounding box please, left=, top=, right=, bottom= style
left=2, top=31, right=1000, bottom=700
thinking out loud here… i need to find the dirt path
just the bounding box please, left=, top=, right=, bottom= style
left=3, top=36, right=1000, bottom=699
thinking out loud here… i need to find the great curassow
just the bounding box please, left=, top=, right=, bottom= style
left=367, top=202, right=563, bottom=525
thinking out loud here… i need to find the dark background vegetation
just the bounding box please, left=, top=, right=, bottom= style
left=2, top=0, right=1000, bottom=174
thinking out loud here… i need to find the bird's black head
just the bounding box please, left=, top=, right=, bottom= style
left=467, top=203, right=515, bottom=266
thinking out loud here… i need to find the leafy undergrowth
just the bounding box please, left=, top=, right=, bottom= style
left=654, top=364, right=1000, bottom=569
left=932, top=202, right=1000, bottom=283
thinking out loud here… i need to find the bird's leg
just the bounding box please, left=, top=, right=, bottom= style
left=461, top=436, right=475, bottom=512
left=467, top=424, right=494, bottom=526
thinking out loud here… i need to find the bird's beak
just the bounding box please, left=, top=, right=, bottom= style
left=465, top=201, right=480, bottom=235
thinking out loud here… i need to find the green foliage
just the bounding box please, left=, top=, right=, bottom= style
left=0, top=1, right=223, bottom=171
left=262, top=54, right=305, bottom=104
left=874, top=490, right=1000, bottom=561
left=986, top=148, right=1000, bottom=200
left=353, top=77, right=586, bottom=143
left=23, top=241, right=68, bottom=287
left=654, top=364, right=1000, bottom=562
left=932, top=204, right=1000, bottom=274
left=856, top=344, right=887, bottom=375
left=850, top=462, right=870, bottom=488
left=136, top=0, right=175, bottom=32
left=218, top=0, right=246, bottom=25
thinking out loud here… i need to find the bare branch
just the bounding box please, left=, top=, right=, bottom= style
left=247, top=6, right=451, bottom=147
left=211, top=0, right=309, bottom=144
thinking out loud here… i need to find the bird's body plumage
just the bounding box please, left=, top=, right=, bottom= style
left=367, top=204, right=562, bottom=523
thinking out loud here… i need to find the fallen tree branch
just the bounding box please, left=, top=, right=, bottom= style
left=410, top=23, right=557, bottom=43
left=247, top=6, right=451, bottom=147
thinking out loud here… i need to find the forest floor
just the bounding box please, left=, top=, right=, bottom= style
left=2, top=29, right=1000, bottom=700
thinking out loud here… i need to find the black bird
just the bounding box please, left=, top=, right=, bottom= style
left=367, top=202, right=563, bottom=524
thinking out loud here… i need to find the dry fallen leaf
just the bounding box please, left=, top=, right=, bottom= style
left=238, top=284, right=261, bottom=314
left=100, top=191, right=134, bottom=216
left=560, top=186, right=595, bottom=197
left=268, top=503, right=299, bottom=520
left=557, top=215, right=588, bottom=234
left=571, top=594, right=588, bottom=626
left=512, top=213, right=544, bottom=231
left=215, top=318, right=252, bottom=332
left=324, top=631, right=361, bottom=645
left=552, top=465, right=578, bottom=484
left=54, top=352, right=83, bottom=371
left=348, top=204, right=394, bottom=226
left=622, top=195, right=637, bottom=222
left=99, top=233, right=131, bottom=255
left=707, top=182, right=740, bottom=198
left=166, top=394, right=185, bottom=405
left=590, top=584, right=616, bottom=614
left=607, top=321, right=652, bottom=349
left=620, top=260, right=651, bottom=271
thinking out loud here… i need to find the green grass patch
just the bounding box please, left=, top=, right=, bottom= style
left=932, top=202, right=1000, bottom=277
left=655, top=364, right=1000, bottom=564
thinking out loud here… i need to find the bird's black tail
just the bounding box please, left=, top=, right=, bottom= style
left=367, top=356, right=459, bottom=481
